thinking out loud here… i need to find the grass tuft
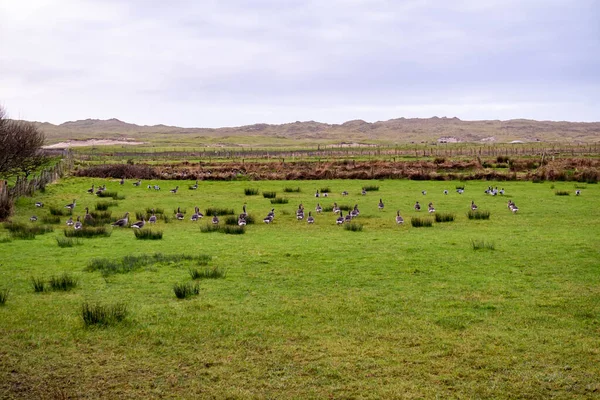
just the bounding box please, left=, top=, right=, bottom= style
left=262, top=191, right=277, bottom=199
left=145, top=207, right=164, bottom=214
left=49, top=273, right=78, bottom=291
left=362, top=185, right=380, bottom=191
left=221, top=225, right=246, bottom=234
left=189, top=266, right=226, bottom=280
left=467, top=210, right=491, bottom=220
left=82, top=302, right=128, bottom=327
left=344, top=222, right=363, bottom=231
left=56, top=237, right=82, bottom=247
left=87, top=253, right=211, bottom=277
left=244, top=188, right=259, bottom=195
left=64, top=226, right=111, bottom=238
left=49, top=206, right=67, bottom=216
left=555, top=190, right=570, bottom=196
left=411, top=217, right=434, bottom=227
left=133, top=229, right=163, bottom=240
left=434, top=213, right=455, bottom=223
left=173, top=282, right=200, bottom=299
left=270, top=197, right=289, bottom=204
left=31, top=277, right=46, bottom=293
left=200, top=224, right=220, bottom=233
left=319, top=187, right=330, bottom=193
left=41, top=215, right=61, bottom=224
left=204, top=207, right=235, bottom=216
left=4, top=223, right=54, bottom=239
left=471, top=239, right=495, bottom=250
left=0, top=288, right=9, bottom=305
left=95, top=201, right=118, bottom=211
left=283, top=187, right=301, bottom=193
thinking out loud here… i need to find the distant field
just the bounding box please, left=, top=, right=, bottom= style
left=1, top=177, right=599, bottom=398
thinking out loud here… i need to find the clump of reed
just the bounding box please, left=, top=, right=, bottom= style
left=471, top=239, right=495, bottom=250
left=244, top=188, right=259, bottom=195
left=95, top=201, right=118, bottom=211
left=84, top=211, right=112, bottom=226
left=283, top=187, right=301, bottom=193
left=56, top=237, right=83, bottom=247
left=82, top=302, right=128, bottom=327
left=467, top=210, right=491, bottom=220
left=49, top=206, right=67, bottom=216
left=319, top=187, right=331, bottom=193
left=133, top=229, right=163, bottom=240
left=96, top=191, right=119, bottom=199
left=434, top=213, right=455, bottom=223
left=201, top=224, right=245, bottom=234
left=4, top=222, right=54, bottom=239
left=411, top=217, right=433, bottom=227
left=189, top=266, right=226, bottom=280
left=362, top=185, right=379, bottom=192
left=204, top=207, right=235, bottom=216
left=555, top=190, right=570, bottom=196
left=49, top=273, right=78, bottom=291
left=64, top=226, right=111, bottom=238
left=87, top=253, right=210, bottom=277
left=145, top=207, right=164, bottom=215
left=41, top=215, right=61, bottom=224
left=270, top=197, right=289, bottom=204
left=31, top=277, right=46, bottom=292
left=262, top=191, right=277, bottom=199
left=173, top=282, right=200, bottom=299
left=344, top=223, right=363, bottom=232
left=0, top=288, right=10, bottom=305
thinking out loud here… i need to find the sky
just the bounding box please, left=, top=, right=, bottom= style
left=1, top=0, right=599, bottom=127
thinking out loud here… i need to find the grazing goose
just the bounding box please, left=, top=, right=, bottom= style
left=120, top=177, right=125, bottom=185
left=457, top=188, right=464, bottom=194
left=315, top=190, right=319, bottom=198
left=332, top=202, right=340, bottom=214
left=170, top=186, right=179, bottom=194
left=499, top=188, right=505, bottom=195
left=30, top=215, right=38, bottom=222
left=74, top=216, right=82, bottom=230
left=350, top=205, right=359, bottom=218
left=66, top=216, right=74, bottom=226
left=297, top=211, right=304, bottom=220
left=148, top=209, right=157, bottom=224
left=241, top=204, right=248, bottom=218
left=212, top=214, right=219, bottom=224
left=131, top=218, right=145, bottom=229
left=471, top=201, right=478, bottom=211
left=395, top=211, right=404, bottom=224
left=133, top=180, right=141, bottom=187
left=378, top=199, right=384, bottom=211
left=95, top=185, right=106, bottom=195
left=87, top=184, right=95, bottom=194
left=191, top=206, right=203, bottom=221
left=344, top=213, right=353, bottom=223
left=147, top=184, right=152, bottom=189
left=576, top=190, right=581, bottom=196
left=84, top=207, right=94, bottom=223
left=307, top=211, right=315, bottom=224
left=176, top=207, right=184, bottom=220
left=414, top=201, right=421, bottom=211
left=511, top=204, right=519, bottom=213
left=190, top=181, right=198, bottom=190
left=342, top=191, right=349, bottom=196
left=428, top=202, right=435, bottom=213
left=323, top=192, right=328, bottom=197
left=422, top=190, right=427, bottom=196
left=65, top=199, right=76, bottom=211
left=267, top=208, right=275, bottom=219
left=111, top=212, right=130, bottom=227
left=315, top=203, right=323, bottom=213
left=238, top=213, right=247, bottom=226
left=35, top=202, right=44, bottom=207
left=336, top=212, right=345, bottom=225
left=154, top=185, right=160, bottom=191
left=443, top=190, right=448, bottom=195
left=361, top=188, right=367, bottom=196
left=263, top=215, right=273, bottom=224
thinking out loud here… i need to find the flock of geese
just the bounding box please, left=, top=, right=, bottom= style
left=26, top=179, right=531, bottom=229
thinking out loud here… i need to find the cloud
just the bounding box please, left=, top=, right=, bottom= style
left=0, top=0, right=598, bottom=126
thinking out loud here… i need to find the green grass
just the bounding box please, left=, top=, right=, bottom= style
left=133, top=229, right=163, bottom=240
left=56, top=237, right=82, bottom=247
left=1, top=177, right=600, bottom=398
left=283, top=187, right=301, bottom=193
left=0, top=288, right=9, bottom=305
left=49, top=206, right=67, bottom=216
left=30, top=277, right=46, bottom=293
left=64, top=226, right=111, bottom=238
left=95, top=201, right=118, bottom=210
left=343, top=222, right=363, bottom=231
left=41, top=215, right=61, bottom=224
left=434, top=212, right=456, bottom=222
left=555, top=190, right=570, bottom=196
left=362, top=185, right=380, bottom=191
left=262, top=191, right=277, bottom=199
left=467, top=210, right=491, bottom=220
left=244, top=188, right=260, bottom=195
left=188, top=266, right=226, bottom=280
left=270, top=197, right=289, bottom=204
left=471, top=239, right=496, bottom=250
left=81, top=302, right=128, bottom=327
left=173, top=282, right=200, bottom=299
left=411, top=217, right=433, bottom=227
left=48, top=273, right=78, bottom=291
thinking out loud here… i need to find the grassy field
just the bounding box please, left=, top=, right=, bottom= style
left=1, top=178, right=599, bottom=398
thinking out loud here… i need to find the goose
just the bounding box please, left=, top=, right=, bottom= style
left=87, top=184, right=95, bottom=194
left=148, top=209, right=157, bottom=224
left=414, top=201, right=421, bottom=211
left=471, top=201, right=478, bottom=211
left=307, top=211, right=315, bottom=224
left=443, top=190, right=448, bottom=195
left=422, top=190, right=427, bottom=196
left=147, top=185, right=152, bottom=189
left=350, top=205, right=359, bottom=218
left=65, top=199, right=76, bottom=211
left=190, top=181, right=198, bottom=190
left=84, top=207, right=94, bottom=223
left=361, top=188, right=367, bottom=196
left=428, top=202, right=435, bottom=213
left=30, top=215, right=38, bottom=222
left=120, top=177, right=125, bottom=185
left=154, top=185, right=160, bottom=191
left=267, top=208, right=275, bottom=219
left=395, top=210, right=404, bottom=224
left=131, top=218, right=145, bottom=229
left=95, top=185, right=105, bottom=195
left=263, top=215, right=273, bottom=224
left=133, top=180, right=141, bottom=187
left=74, top=216, right=82, bottom=230
left=332, top=202, right=340, bottom=214
left=315, top=203, right=323, bottom=213
left=176, top=207, right=184, bottom=220
left=323, top=192, right=328, bottom=197
left=315, top=190, right=319, bottom=198
left=511, top=204, right=519, bottom=213
left=336, top=211, right=345, bottom=225
left=457, top=188, right=464, bottom=194
left=297, top=211, right=304, bottom=220
left=35, top=202, right=44, bottom=207
left=212, top=214, right=219, bottom=224
left=66, top=216, right=74, bottom=226
left=111, top=212, right=129, bottom=227
left=170, top=186, right=179, bottom=194
left=191, top=207, right=200, bottom=221
left=238, top=213, right=247, bottom=226
left=241, top=204, right=248, bottom=218
left=499, top=188, right=505, bottom=195
left=576, top=190, right=581, bottom=196
left=344, top=213, right=353, bottom=223
left=378, top=199, right=384, bottom=211
left=342, top=191, right=349, bottom=196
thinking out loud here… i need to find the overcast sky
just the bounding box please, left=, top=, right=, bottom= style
left=1, top=0, right=599, bottom=127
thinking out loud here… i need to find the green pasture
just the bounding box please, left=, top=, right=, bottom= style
left=1, top=178, right=599, bottom=398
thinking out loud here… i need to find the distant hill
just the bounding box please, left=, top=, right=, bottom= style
left=29, top=117, right=600, bottom=144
